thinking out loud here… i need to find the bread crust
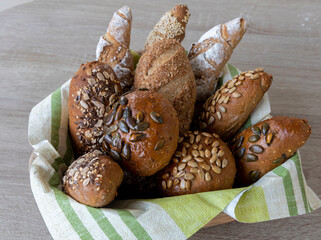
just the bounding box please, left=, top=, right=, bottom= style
left=157, top=131, right=236, bottom=196
left=231, top=116, right=311, bottom=186
left=63, top=150, right=124, bottom=207
left=69, top=61, right=122, bottom=156
left=135, top=39, right=196, bottom=135
left=199, top=69, right=272, bottom=141
left=103, top=90, right=179, bottom=176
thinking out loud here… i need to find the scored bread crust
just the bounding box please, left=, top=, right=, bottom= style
left=144, top=4, right=190, bottom=49
left=199, top=69, right=272, bottom=141
left=231, top=116, right=311, bottom=186
left=134, top=39, right=196, bottom=135
left=189, top=18, right=248, bottom=101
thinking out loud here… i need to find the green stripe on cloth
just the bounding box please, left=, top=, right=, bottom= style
left=48, top=171, right=61, bottom=187
left=273, top=166, right=299, bottom=216
left=51, top=88, right=62, bottom=150
left=290, top=153, right=310, bottom=213
left=148, top=188, right=246, bottom=238
left=235, top=186, right=270, bottom=222
left=51, top=157, right=65, bottom=172
left=52, top=187, right=94, bottom=240
left=87, top=207, right=122, bottom=240
left=216, top=75, right=224, bottom=89
left=227, top=63, right=239, bottom=78
left=117, top=209, right=152, bottom=240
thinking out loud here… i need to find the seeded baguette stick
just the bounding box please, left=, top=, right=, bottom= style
left=199, top=68, right=272, bottom=141
left=157, top=131, right=236, bottom=196
left=231, top=116, right=311, bottom=186
left=96, top=6, right=134, bottom=91
left=144, top=4, right=191, bottom=49
left=189, top=18, right=248, bottom=101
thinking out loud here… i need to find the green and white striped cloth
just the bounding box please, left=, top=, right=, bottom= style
left=28, top=63, right=321, bottom=240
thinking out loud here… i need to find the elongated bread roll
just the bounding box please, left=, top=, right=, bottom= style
left=135, top=39, right=196, bottom=135
left=189, top=18, right=248, bottom=101
left=96, top=6, right=134, bottom=91
left=144, top=5, right=190, bottom=49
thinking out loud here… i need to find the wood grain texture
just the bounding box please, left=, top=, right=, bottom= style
left=0, top=0, right=320, bottom=239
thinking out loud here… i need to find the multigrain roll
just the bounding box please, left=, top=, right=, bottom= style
left=135, top=39, right=196, bottom=134
left=231, top=116, right=311, bottom=186
left=69, top=61, right=122, bottom=156
left=103, top=90, right=179, bottom=176
left=199, top=68, right=272, bottom=140
left=63, top=150, right=123, bottom=207
left=157, top=131, right=236, bottom=196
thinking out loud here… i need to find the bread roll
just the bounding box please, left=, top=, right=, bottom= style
left=157, top=131, right=236, bottom=196
left=69, top=61, right=122, bottom=156
left=231, top=116, right=311, bottom=186
left=199, top=68, right=272, bottom=141
left=144, top=4, right=190, bottom=49
left=103, top=90, right=179, bottom=176
left=96, top=6, right=134, bottom=91
left=188, top=18, right=248, bottom=101
left=135, top=39, right=196, bottom=134
left=63, top=150, right=123, bottom=207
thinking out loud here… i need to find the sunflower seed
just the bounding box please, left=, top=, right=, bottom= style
left=216, top=159, right=221, bottom=167
left=273, top=158, right=283, bottom=164
left=154, top=138, right=165, bottom=151
left=185, top=173, right=194, bottom=180
left=172, top=167, right=178, bottom=175
left=167, top=179, right=173, bottom=188
left=261, top=122, right=270, bottom=136
left=248, top=135, right=260, bottom=143
left=192, top=150, right=200, bottom=158
left=210, top=155, right=218, bottom=163
left=251, top=73, right=259, bottom=79
left=224, top=95, right=230, bottom=103
left=80, top=100, right=88, bottom=109
left=198, top=168, right=205, bottom=180
left=250, top=145, right=264, bottom=154
left=189, top=135, right=195, bottom=144
left=178, top=163, right=186, bottom=171
left=208, top=116, right=215, bottom=125
left=175, top=170, right=184, bottom=178
left=200, top=163, right=211, bottom=171
left=186, top=180, right=191, bottom=190
left=266, top=133, right=274, bottom=146
left=235, top=147, right=246, bottom=158
left=205, top=172, right=212, bottom=181
left=218, top=105, right=227, bottom=113
left=174, top=179, right=180, bottom=185
left=135, top=121, right=150, bottom=131
left=235, top=136, right=244, bottom=149
left=84, top=130, right=92, bottom=138
left=222, top=159, right=228, bottom=168
left=182, top=155, right=192, bottom=162
left=122, top=143, right=130, bottom=160
left=255, top=67, right=264, bottom=72
left=204, top=149, right=211, bottom=158
left=136, top=111, right=144, bottom=123
left=190, top=167, right=198, bottom=173
left=97, top=72, right=105, bottom=81
left=162, top=173, right=169, bottom=179
left=83, top=178, right=90, bottom=186
left=173, top=157, right=179, bottom=163
left=162, top=180, right=166, bottom=190
left=181, top=147, right=187, bottom=157
left=244, top=154, right=258, bottom=162
left=129, top=132, right=146, bottom=142
left=212, top=141, right=219, bottom=147
left=249, top=171, right=259, bottom=182
left=251, top=126, right=261, bottom=136
left=218, top=149, right=225, bottom=157
left=180, top=179, right=186, bottom=190
left=188, top=161, right=198, bottom=168
left=212, top=165, right=221, bottom=174
left=150, top=111, right=163, bottom=124
left=216, top=111, right=222, bottom=120
left=195, top=157, right=205, bottom=162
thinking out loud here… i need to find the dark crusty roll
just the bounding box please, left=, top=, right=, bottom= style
left=157, top=131, right=236, bottom=196
left=135, top=39, right=196, bottom=135
left=63, top=150, right=123, bottom=207
left=69, top=61, right=122, bottom=156
left=199, top=68, right=272, bottom=140
left=231, top=116, right=311, bottom=186
left=103, top=90, right=179, bottom=176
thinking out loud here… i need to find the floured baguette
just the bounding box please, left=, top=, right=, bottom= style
left=96, top=6, right=134, bottom=91
left=189, top=18, right=248, bottom=101
left=144, top=4, right=190, bottom=49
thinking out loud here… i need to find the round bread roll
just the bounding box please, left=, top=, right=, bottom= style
left=134, top=39, right=196, bottom=135
left=63, top=150, right=124, bottom=207
left=157, top=131, right=236, bottom=196
left=103, top=90, right=179, bottom=176
left=69, top=61, right=122, bottom=156
left=231, top=116, right=311, bottom=186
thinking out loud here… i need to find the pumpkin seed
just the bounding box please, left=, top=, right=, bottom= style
left=249, top=171, right=259, bottom=182
left=235, top=136, right=244, bottom=149
left=110, top=149, right=121, bottom=161
left=244, top=154, right=258, bottom=162
left=136, top=111, right=144, bottom=123
left=150, top=111, right=163, bottom=124
left=104, top=133, right=113, bottom=145
left=261, top=122, right=270, bottom=136
left=104, top=112, right=114, bottom=126
left=251, top=126, right=261, bottom=136
left=154, top=138, right=165, bottom=151
left=249, top=145, right=264, bottom=154
left=117, top=138, right=124, bottom=153
left=135, top=121, right=150, bottom=131
left=118, top=120, right=129, bottom=133
left=273, top=158, right=283, bottom=164
left=115, top=107, right=124, bottom=121
left=235, top=147, right=246, bottom=158
left=123, top=106, right=132, bottom=120
left=122, top=143, right=130, bottom=160
left=108, top=124, right=118, bottom=133
left=266, top=133, right=274, bottom=146
left=120, top=96, right=128, bottom=106
left=248, top=135, right=260, bottom=143
left=126, top=116, right=136, bottom=130
left=129, top=132, right=146, bottom=142
left=282, top=153, right=287, bottom=160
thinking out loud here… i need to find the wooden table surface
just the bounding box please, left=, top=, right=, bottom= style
left=1, top=0, right=321, bottom=239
